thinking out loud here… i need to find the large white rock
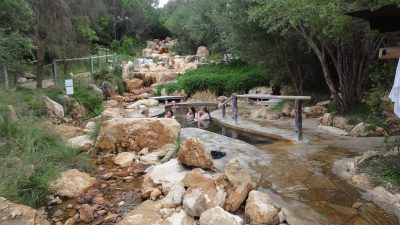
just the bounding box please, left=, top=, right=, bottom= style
left=43, top=96, right=64, bottom=123
left=199, top=206, right=243, bottom=225
left=160, top=210, right=196, bottom=225
left=67, top=135, right=94, bottom=151
left=127, top=99, right=159, bottom=110
left=182, top=188, right=209, bottom=217
left=162, top=184, right=186, bottom=208
left=221, top=158, right=253, bottom=212
left=350, top=122, right=387, bottom=137
left=318, top=125, right=349, bottom=136
left=0, top=197, right=50, bottom=225
left=50, top=169, right=97, bottom=198
left=96, top=118, right=181, bottom=152
left=116, top=200, right=162, bottom=225
left=114, top=152, right=136, bottom=167
left=142, top=159, right=188, bottom=192
left=244, top=190, right=279, bottom=225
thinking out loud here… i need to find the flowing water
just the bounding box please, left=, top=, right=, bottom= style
left=172, top=105, right=399, bottom=225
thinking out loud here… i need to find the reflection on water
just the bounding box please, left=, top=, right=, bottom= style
left=166, top=105, right=272, bottom=145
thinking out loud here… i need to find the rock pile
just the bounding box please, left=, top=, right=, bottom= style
left=318, top=113, right=387, bottom=137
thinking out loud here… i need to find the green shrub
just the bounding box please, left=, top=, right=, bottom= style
left=93, top=64, right=125, bottom=95
left=0, top=114, right=92, bottom=207
left=159, top=61, right=269, bottom=96
left=72, top=82, right=103, bottom=118
left=90, top=120, right=102, bottom=140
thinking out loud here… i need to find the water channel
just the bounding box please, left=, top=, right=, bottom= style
left=170, top=104, right=399, bottom=225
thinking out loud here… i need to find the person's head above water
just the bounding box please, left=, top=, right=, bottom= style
left=171, top=101, right=177, bottom=107
left=188, top=106, right=196, bottom=115
left=165, top=109, right=174, bottom=118
left=201, top=106, right=209, bottom=114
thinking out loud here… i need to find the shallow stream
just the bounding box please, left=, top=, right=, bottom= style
left=172, top=105, right=399, bottom=225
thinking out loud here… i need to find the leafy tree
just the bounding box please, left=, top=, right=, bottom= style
left=0, top=0, right=33, bottom=77
left=247, top=0, right=400, bottom=112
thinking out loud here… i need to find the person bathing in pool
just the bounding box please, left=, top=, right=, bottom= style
left=165, top=109, right=175, bottom=119
left=186, top=106, right=196, bottom=120
left=196, top=106, right=211, bottom=121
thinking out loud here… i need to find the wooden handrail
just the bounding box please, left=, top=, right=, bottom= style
left=236, top=94, right=311, bottom=100
left=222, top=93, right=311, bottom=141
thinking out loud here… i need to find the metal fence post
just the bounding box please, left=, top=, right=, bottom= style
left=52, top=60, right=57, bottom=85
left=114, top=53, right=117, bottom=66
left=3, top=65, right=9, bottom=90
left=90, top=56, right=94, bottom=75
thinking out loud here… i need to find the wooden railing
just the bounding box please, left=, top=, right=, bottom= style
left=222, top=93, right=311, bottom=141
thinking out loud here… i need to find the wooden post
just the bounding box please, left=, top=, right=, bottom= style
left=90, top=56, right=94, bottom=75
left=232, top=93, right=238, bottom=124
left=295, top=99, right=303, bottom=141
left=222, top=103, right=226, bottom=120
left=3, top=65, right=9, bottom=90
left=114, top=53, right=117, bottom=66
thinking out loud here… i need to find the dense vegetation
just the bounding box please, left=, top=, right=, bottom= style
left=0, top=88, right=92, bottom=207
left=163, top=0, right=400, bottom=112
left=157, top=62, right=269, bottom=96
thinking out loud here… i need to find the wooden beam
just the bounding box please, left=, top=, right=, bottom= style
left=379, top=47, right=400, bottom=59
left=236, top=94, right=311, bottom=100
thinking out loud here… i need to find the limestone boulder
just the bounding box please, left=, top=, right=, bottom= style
left=221, top=158, right=253, bottom=212
left=244, top=190, right=279, bottom=225
left=182, top=188, right=209, bottom=217
left=83, top=121, right=96, bottom=134
left=140, top=151, right=161, bottom=165
left=307, top=106, right=327, bottom=118
left=318, top=125, right=349, bottom=136
left=199, top=206, right=244, bottom=225
left=162, top=184, right=185, bottom=208
left=351, top=173, right=373, bottom=189
left=114, top=152, right=136, bottom=167
left=142, top=159, right=188, bottom=194
left=22, top=72, right=36, bottom=79
left=182, top=169, right=226, bottom=210
left=281, top=103, right=292, bottom=117
left=160, top=210, right=196, bottom=225
left=67, top=135, right=94, bottom=151
left=122, top=61, right=134, bottom=79
left=178, top=138, right=214, bottom=169
left=143, top=48, right=153, bottom=58
left=116, top=200, right=162, bottom=225
left=96, top=118, right=181, bottom=152
left=17, top=77, right=28, bottom=84
left=71, top=102, right=86, bottom=120
left=44, top=96, right=64, bottom=123
left=318, top=113, right=333, bottom=126
left=101, top=108, right=122, bottom=121
left=196, top=46, right=209, bottom=59
left=265, top=113, right=280, bottom=121
left=124, top=79, right=144, bottom=93
left=0, top=197, right=50, bottom=225
left=350, top=122, right=387, bottom=137
left=79, top=204, right=94, bottom=223
left=127, top=99, right=159, bottom=110
left=50, top=169, right=97, bottom=198
left=332, top=116, right=354, bottom=131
